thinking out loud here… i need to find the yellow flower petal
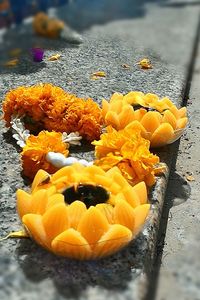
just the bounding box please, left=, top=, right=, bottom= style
left=176, top=117, right=188, bottom=130
left=42, top=203, right=69, bottom=242
left=162, top=110, right=177, bottom=130
left=46, top=194, right=65, bottom=209
left=113, top=199, right=135, bottom=230
left=93, top=224, right=132, bottom=258
left=16, top=189, right=32, bottom=219
left=48, top=54, right=61, bottom=61
left=22, top=214, right=49, bottom=249
left=68, top=201, right=87, bottom=229
left=32, top=169, right=51, bottom=192
left=138, top=58, right=152, bottom=69
left=91, top=71, right=106, bottom=80
left=52, top=228, right=92, bottom=259
left=132, top=182, right=148, bottom=204
left=77, top=207, right=109, bottom=246
left=133, top=204, right=150, bottom=235
left=151, top=123, right=174, bottom=147
left=31, top=189, right=48, bottom=214
left=140, top=111, right=162, bottom=134
left=96, top=204, right=114, bottom=224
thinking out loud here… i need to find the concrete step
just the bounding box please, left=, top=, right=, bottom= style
left=0, top=1, right=200, bottom=300
left=155, top=31, right=200, bottom=300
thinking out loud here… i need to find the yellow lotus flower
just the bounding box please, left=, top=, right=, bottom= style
left=93, top=126, right=160, bottom=187
left=17, top=164, right=150, bottom=259
left=102, top=92, right=188, bottom=147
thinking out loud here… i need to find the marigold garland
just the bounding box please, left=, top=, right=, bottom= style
left=2, top=83, right=103, bottom=141
left=92, top=126, right=160, bottom=187
left=16, top=164, right=150, bottom=259
left=102, top=91, right=188, bottom=147
left=21, top=131, right=69, bottom=179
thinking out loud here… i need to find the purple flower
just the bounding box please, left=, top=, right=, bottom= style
left=31, top=48, right=44, bottom=62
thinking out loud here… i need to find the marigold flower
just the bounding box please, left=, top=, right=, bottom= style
left=92, top=126, right=160, bottom=186
left=102, top=91, right=188, bottom=147
left=33, top=12, right=65, bottom=39
left=21, top=131, right=69, bottom=180
left=16, top=164, right=150, bottom=259
left=2, top=83, right=103, bottom=141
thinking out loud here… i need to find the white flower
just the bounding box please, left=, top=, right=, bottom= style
left=11, top=116, right=30, bottom=147
left=62, top=132, right=82, bottom=146
left=46, top=152, right=93, bottom=168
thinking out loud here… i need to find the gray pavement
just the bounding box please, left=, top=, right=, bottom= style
left=155, top=37, right=200, bottom=300
left=0, top=1, right=200, bottom=300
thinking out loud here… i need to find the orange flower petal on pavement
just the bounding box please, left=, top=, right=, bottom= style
left=91, top=71, right=106, bottom=80
left=48, top=54, right=61, bottom=61
left=138, top=58, right=152, bottom=69
left=4, top=58, right=19, bottom=67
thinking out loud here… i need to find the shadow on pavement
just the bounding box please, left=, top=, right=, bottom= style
left=0, top=0, right=169, bottom=74
left=16, top=233, right=147, bottom=298
left=0, top=23, right=79, bottom=75
left=57, top=0, right=168, bottom=31
left=160, top=1, right=200, bottom=8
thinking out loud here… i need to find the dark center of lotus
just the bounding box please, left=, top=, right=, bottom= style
left=132, top=104, right=157, bottom=112
left=132, top=104, right=168, bottom=114
left=62, top=184, right=110, bottom=208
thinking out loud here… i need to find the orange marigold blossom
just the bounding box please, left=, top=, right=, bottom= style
left=102, top=91, right=188, bottom=147
left=16, top=163, right=150, bottom=259
left=21, top=131, right=69, bottom=180
left=92, top=126, right=160, bottom=186
left=2, top=83, right=103, bottom=141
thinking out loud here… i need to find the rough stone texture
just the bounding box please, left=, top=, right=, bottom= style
left=0, top=1, right=199, bottom=300
left=155, top=39, right=200, bottom=300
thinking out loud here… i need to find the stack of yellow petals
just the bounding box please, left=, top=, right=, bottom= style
left=102, top=91, right=188, bottom=147
left=17, top=164, right=150, bottom=259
